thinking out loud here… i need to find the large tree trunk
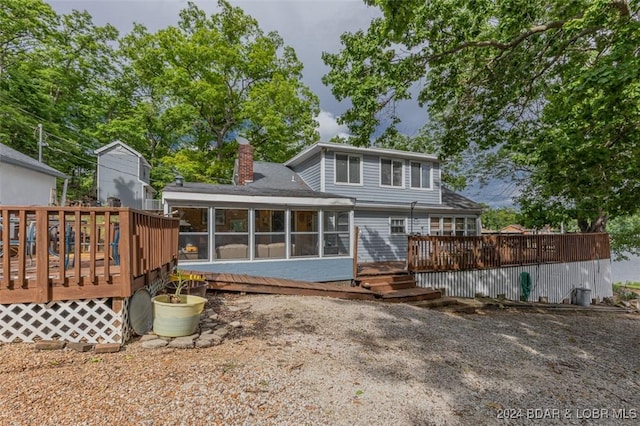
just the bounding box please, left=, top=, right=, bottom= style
left=578, top=212, right=608, bottom=233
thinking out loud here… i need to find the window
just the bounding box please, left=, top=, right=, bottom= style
left=255, top=210, right=286, bottom=259
left=176, top=207, right=209, bottom=261
left=291, top=210, right=319, bottom=257
left=390, top=218, right=406, bottom=235
left=431, top=216, right=478, bottom=236
left=335, top=153, right=361, bottom=184
left=410, top=162, right=431, bottom=189
left=467, top=219, right=478, bottom=236
left=214, top=209, right=249, bottom=259
left=324, top=211, right=350, bottom=256
left=380, top=158, right=403, bottom=187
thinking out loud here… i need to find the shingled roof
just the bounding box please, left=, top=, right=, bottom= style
left=0, top=143, right=66, bottom=178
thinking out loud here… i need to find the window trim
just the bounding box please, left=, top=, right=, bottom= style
left=389, top=217, right=407, bottom=235
left=379, top=157, right=404, bottom=188
left=334, top=152, right=363, bottom=186
left=410, top=161, right=433, bottom=190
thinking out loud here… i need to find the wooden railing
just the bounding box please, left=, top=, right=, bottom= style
left=0, top=206, right=179, bottom=304
left=407, top=233, right=611, bottom=272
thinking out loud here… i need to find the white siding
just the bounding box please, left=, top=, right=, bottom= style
left=0, top=162, right=57, bottom=205
left=415, top=260, right=613, bottom=303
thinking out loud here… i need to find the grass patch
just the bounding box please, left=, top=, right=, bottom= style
left=613, top=283, right=640, bottom=301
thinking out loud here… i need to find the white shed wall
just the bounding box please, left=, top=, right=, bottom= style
left=416, top=259, right=613, bottom=303
left=0, top=162, right=57, bottom=205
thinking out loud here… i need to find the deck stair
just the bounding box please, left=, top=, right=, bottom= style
left=356, top=268, right=442, bottom=302
left=360, top=274, right=417, bottom=293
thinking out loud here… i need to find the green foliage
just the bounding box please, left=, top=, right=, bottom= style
left=324, top=0, right=640, bottom=233
left=480, top=207, right=521, bottom=232
left=112, top=0, right=319, bottom=181
left=1, top=0, right=320, bottom=200
left=608, top=214, right=640, bottom=261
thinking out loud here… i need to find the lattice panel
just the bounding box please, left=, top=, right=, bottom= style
left=148, top=271, right=168, bottom=297
left=0, top=298, right=124, bottom=344
left=0, top=272, right=170, bottom=345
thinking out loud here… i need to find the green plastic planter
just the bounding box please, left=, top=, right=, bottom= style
left=152, top=294, right=207, bottom=337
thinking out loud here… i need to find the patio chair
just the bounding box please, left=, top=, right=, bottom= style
left=26, top=221, right=35, bottom=266
left=110, top=227, right=120, bottom=265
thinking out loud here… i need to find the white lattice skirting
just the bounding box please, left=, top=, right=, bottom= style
left=0, top=272, right=168, bottom=344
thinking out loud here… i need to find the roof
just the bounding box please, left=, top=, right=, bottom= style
left=95, top=140, right=150, bottom=168
left=250, top=161, right=313, bottom=190
left=0, top=142, right=67, bottom=178
left=162, top=181, right=352, bottom=200
left=441, top=187, right=484, bottom=211
left=285, top=141, right=439, bottom=167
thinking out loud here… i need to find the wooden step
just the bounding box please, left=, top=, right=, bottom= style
left=360, top=274, right=413, bottom=285
left=378, top=287, right=442, bottom=303
left=362, top=280, right=416, bottom=292
left=359, top=274, right=416, bottom=291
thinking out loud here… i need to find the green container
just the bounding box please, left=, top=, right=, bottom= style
left=152, top=294, right=207, bottom=337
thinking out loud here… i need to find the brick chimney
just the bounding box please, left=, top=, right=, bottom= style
left=237, top=143, right=254, bottom=185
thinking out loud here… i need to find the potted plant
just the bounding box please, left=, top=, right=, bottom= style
left=151, top=270, right=208, bottom=337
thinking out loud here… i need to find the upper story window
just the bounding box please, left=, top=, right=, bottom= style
left=335, top=153, right=361, bottom=185
left=380, top=158, right=403, bottom=187
left=410, top=162, right=432, bottom=189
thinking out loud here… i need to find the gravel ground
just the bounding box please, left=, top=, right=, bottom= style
left=1, top=293, right=639, bottom=425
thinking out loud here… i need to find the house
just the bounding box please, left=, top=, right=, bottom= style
left=95, top=141, right=158, bottom=210
left=161, top=141, right=483, bottom=282
left=0, top=142, right=66, bottom=205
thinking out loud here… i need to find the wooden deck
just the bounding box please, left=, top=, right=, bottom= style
left=1, top=206, right=178, bottom=303
left=197, top=271, right=441, bottom=302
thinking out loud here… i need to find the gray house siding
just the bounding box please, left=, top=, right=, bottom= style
left=323, top=149, right=441, bottom=205
left=97, top=145, right=143, bottom=209
left=290, top=154, right=321, bottom=191
left=355, top=209, right=429, bottom=262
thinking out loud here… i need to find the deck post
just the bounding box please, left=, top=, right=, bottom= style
left=34, top=209, right=51, bottom=303
left=118, top=209, right=132, bottom=298
left=353, top=226, right=359, bottom=279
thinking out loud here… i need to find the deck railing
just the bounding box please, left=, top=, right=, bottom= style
left=407, top=233, right=611, bottom=272
left=0, top=206, right=179, bottom=304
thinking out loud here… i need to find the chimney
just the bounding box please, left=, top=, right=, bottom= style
left=237, top=142, right=254, bottom=185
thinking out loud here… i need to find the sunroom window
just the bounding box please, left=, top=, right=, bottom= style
left=255, top=210, right=286, bottom=258
left=291, top=210, right=319, bottom=257
left=324, top=211, right=350, bottom=256
left=176, top=207, right=209, bottom=261
left=214, top=209, right=249, bottom=259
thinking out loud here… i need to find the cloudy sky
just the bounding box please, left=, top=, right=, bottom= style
left=48, top=0, right=515, bottom=207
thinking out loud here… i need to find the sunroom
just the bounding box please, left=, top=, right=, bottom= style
left=162, top=182, right=356, bottom=282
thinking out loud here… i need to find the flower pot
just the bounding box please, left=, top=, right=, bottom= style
left=152, top=294, right=207, bottom=337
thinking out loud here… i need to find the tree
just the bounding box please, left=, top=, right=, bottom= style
left=608, top=214, right=640, bottom=260
left=116, top=0, right=320, bottom=182
left=323, top=0, right=640, bottom=232
left=480, top=206, right=521, bottom=232
left=0, top=1, right=119, bottom=200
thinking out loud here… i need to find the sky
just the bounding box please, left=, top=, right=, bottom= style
left=47, top=0, right=515, bottom=207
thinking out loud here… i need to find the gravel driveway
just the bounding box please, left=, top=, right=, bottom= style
left=1, top=294, right=639, bottom=425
